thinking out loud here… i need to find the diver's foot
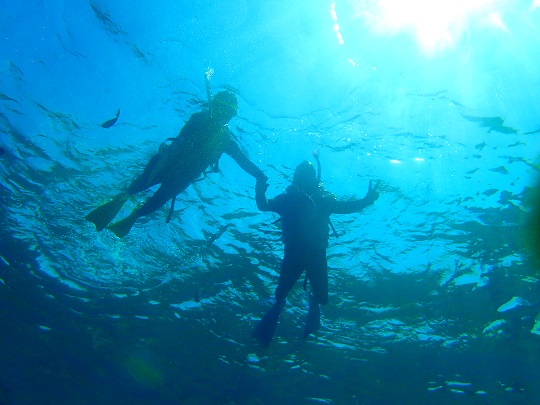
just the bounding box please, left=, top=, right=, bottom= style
left=85, top=193, right=128, bottom=231
left=107, top=211, right=138, bottom=238
left=303, top=295, right=321, bottom=338
left=252, top=303, right=283, bottom=347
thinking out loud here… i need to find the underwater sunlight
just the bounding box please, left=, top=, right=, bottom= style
left=343, top=0, right=511, bottom=54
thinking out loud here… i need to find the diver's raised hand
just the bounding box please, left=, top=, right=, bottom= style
left=363, top=180, right=380, bottom=205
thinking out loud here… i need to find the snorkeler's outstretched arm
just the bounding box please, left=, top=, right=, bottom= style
left=225, top=139, right=268, bottom=182
left=255, top=178, right=270, bottom=211
left=329, top=180, right=380, bottom=214
left=255, top=179, right=287, bottom=214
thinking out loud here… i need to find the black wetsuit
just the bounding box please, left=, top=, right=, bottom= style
left=129, top=110, right=266, bottom=217
left=256, top=184, right=374, bottom=305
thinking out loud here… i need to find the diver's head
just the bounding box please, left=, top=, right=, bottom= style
left=212, top=91, right=238, bottom=124
left=293, top=161, right=318, bottom=194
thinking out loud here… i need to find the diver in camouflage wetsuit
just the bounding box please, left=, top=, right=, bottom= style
left=86, top=91, right=267, bottom=238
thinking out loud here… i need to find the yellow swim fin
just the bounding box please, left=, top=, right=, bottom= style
left=85, top=193, right=128, bottom=231
left=107, top=210, right=139, bottom=238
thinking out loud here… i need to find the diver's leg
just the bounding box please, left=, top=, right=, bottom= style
left=127, top=153, right=162, bottom=194
left=306, top=249, right=328, bottom=305
left=274, top=250, right=305, bottom=303
left=85, top=192, right=129, bottom=231
left=252, top=299, right=284, bottom=347
left=86, top=151, right=169, bottom=233
left=303, top=249, right=328, bottom=338
left=303, top=293, right=321, bottom=338
left=253, top=248, right=304, bottom=347
left=108, top=180, right=190, bottom=238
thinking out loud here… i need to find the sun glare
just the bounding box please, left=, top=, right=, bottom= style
left=347, top=0, right=508, bottom=54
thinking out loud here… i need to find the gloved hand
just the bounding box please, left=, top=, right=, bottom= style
left=364, top=180, right=380, bottom=205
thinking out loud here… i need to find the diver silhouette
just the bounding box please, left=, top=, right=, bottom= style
left=86, top=90, right=267, bottom=238
left=253, top=157, right=379, bottom=346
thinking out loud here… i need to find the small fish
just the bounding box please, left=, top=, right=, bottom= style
left=524, top=127, right=540, bottom=135
left=474, top=142, right=486, bottom=150
left=489, top=166, right=509, bottom=175
left=462, top=114, right=517, bottom=134
left=101, top=109, right=120, bottom=128
left=194, top=289, right=201, bottom=303
left=482, top=188, right=498, bottom=196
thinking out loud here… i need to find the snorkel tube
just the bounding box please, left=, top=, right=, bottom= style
left=312, top=150, right=322, bottom=183
left=204, top=67, right=220, bottom=174
left=205, top=67, right=214, bottom=117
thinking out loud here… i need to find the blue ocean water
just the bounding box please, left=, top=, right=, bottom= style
left=1, top=0, right=539, bottom=403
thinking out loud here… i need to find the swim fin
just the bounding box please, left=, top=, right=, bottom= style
left=253, top=302, right=283, bottom=347
left=85, top=193, right=128, bottom=231
left=303, top=294, right=321, bottom=338
left=107, top=210, right=139, bottom=238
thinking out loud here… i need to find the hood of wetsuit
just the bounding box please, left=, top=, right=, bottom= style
left=292, top=161, right=318, bottom=195
left=212, top=91, right=238, bottom=124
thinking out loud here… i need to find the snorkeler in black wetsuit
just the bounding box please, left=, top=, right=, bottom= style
left=85, top=90, right=267, bottom=238
left=253, top=159, right=379, bottom=347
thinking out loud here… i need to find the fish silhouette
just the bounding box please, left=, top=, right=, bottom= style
left=461, top=114, right=517, bottom=134
left=101, top=109, right=120, bottom=128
